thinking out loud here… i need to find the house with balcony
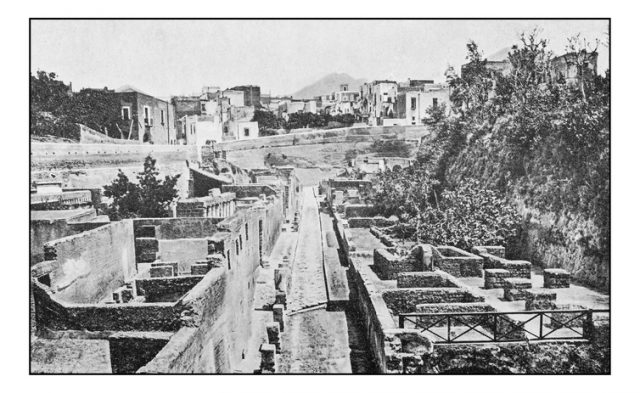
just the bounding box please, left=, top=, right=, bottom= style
left=116, top=85, right=177, bottom=144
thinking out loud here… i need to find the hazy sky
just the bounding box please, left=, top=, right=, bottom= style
left=31, top=19, right=609, bottom=98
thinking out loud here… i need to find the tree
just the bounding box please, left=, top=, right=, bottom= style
left=103, top=156, right=180, bottom=220
left=371, top=163, right=440, bottom=243
left=31, top=71, right=125, bottom=140
left=252, top=109, right=283, bottom=136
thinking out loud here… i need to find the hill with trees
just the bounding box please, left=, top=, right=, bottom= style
left=371, top=32, right=609, bottom=289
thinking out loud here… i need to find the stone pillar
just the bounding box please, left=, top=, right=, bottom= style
left=266, top=322, right=281, bottom=353
left=259, top=343, right=276, bottom=373
left=275, top=291, right=287, bottom=308
left=274, top=268, right=284, bottom=292
left=273, top=304, right=285, bottom=331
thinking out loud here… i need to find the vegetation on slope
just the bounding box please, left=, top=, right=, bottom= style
left=371, top=31, right=610, bottom=288
left=30, top=71, right=123, bottom=141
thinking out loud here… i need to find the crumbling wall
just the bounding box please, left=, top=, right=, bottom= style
left=373, top=248, right=420, bottom=280
left=432, top=246, right=484, bottom=277
left=31, top=282, right=179, bottom=332
left=139, top=200, right=284, bottom=373
left=382, top=288, right=485, bottom=314
left=40, top=220, right=136, bottom=304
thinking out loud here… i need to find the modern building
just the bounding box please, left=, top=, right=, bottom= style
left=550, top=51, right=598, bottom=85
left=115, top=85, right=177, bottom=144
left=360, top=80, right=398, bottom=126
left=230, top=85, right=261, bottom=107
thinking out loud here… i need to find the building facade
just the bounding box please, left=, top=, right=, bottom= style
left=116, top=86, right=177, bottom=144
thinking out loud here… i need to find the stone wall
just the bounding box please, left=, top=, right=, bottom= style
left=432, top=246, right=483, bottom=277
left=373, top=248, right=420, bottom=280
left=210, top=125, right=430, bottom=153
left=382, top=288, right=485, bottom=314
left=138, top=199, right=284, bottom=373
left=134, top=218, right=225, bottom=240
left=347, top=217, right=397, bottom=228
left=344, top=204, right=378, bottom=218
left=30, top=209, right=107, bottom=265
left=38, top=220, right=137, bottom=304
left=135, top=275, right=204, bottom=303
left=397, top=271, right=458, bottom=288
left=31, top=143, right=197, bottom=197
left=32, top=282, right=178, bottom=332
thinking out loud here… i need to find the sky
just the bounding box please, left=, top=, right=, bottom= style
left=30, top=19, right=609, bottom=98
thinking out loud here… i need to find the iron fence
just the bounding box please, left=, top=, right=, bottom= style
left=398, top=309, right=610, bottom=344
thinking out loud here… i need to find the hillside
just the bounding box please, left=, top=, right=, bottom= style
left=292, top=73, right=367, bottom=99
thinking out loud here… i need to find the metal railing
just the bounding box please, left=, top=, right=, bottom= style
left=398, top=309, right=610, bottom=344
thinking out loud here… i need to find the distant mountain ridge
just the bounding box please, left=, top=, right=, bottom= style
left=292, top=73, right=367, bottom=99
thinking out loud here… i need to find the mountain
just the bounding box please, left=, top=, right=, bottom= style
left=291, top=73, right=367, bottom=99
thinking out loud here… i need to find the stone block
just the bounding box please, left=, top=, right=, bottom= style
left=525, top=289, right=557, bottom=310
left=503, top=277, right=532, bottom=301
left=273, top=304, right=285, bottom=331
left=259, top=343, right=276, bottom=373
left=150, top=265, right=174, bottom=278
left=484, top=269, right=510, bottom=289
left=397, top=271, right=456, bottom=288
left=190, top=262, right=210, bottom=276
left=547, top=304, right=588, bottom=329
left=112, top=287, right=134, bottom=304
left=266, top=322, right=281, bottom=353
left=543, top=268, right=571, bottom=288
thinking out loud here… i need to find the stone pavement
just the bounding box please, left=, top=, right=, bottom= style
left=287, top=187, right=328, bottom=311
left=278, top=187, right=352, bottom=373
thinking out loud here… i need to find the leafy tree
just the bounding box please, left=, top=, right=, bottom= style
left=372, top=162, right=518, bottom=249
left=103, top=156, right=180, bottom=220
left=252, top=109, right=283, bottom=136
left=424, top=102, right=447, bottom=124
left=405, top=30, right=609, bottom=269
left=31, top=71, right=126, bottom=140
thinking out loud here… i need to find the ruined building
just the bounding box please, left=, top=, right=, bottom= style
left=30, top=165, right=301, bottom=373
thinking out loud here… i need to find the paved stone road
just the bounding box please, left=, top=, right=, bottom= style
left=279, top=186, right=352, bottom=373
left=287, top=187, right=328, bottom=311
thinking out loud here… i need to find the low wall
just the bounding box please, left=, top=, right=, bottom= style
left=433, top=246, right=483, bottom=277
left=347, top=259, right=396, bottom=373
left=347, top=217, right=397, bottom=228
left=344, top=204, right=378, bottom=218
left=135, top=275, right=204, bottom=303
left=212, top=125, right=430, bottom=152
left=397, top=271, right=459, bottom=288
left=32, top=282, right=178, bottom=332
left=373, top=248, right=420, bottom=280
left=31, top=143, right=197, bottom=197
left=382, top=288, right=485, bottom=314
left=134, top=218, right=224, bottom=240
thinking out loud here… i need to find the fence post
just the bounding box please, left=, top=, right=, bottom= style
left=399, top=315, right=404, bottom=329
left=539, top=312, right=544, bottom=339
left=447, top=315, right=451, bottom=343
left=583, top=310, right=595, bottom=341
left=493, top=314, right=497, bottom=341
